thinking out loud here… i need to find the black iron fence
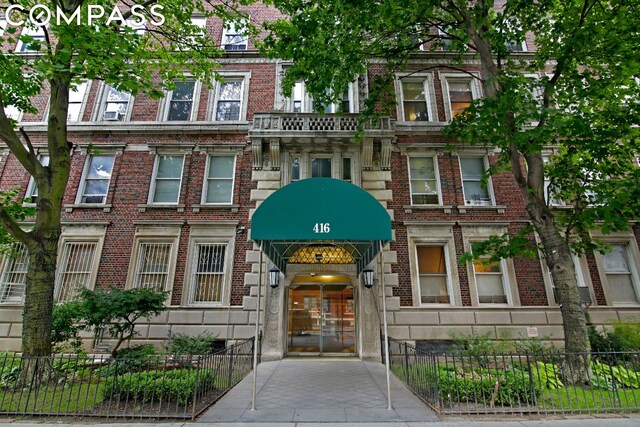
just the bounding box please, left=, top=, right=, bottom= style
left=0, top=338, right=255, bottom=420
left=385, top=337, right=640, bottom=415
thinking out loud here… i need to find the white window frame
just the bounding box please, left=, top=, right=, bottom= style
left=540, top=252, right=595, bottom=306
left=67, top=80, right=91, bottom=122
left=54, top=226, right=106, bottom=302
left=415, top=244, right=453, bottom=305
left=76, top=154, right=116, bottom=205
left=406, top=224, right=460, bottom=307
left=209, top=71, right=251, bottom=122
left=148, top=154, right=185, bottom=205
left=439, top=73, right=482, bottom=122
left=202, top=154, right=236, bottom=205
left=183, top=224, right=236, bottom=307
left=407, top=155, right=442, bottom=205
left=543, top=154, right=566, bottom=206
left=462, top=225, right=520, bottom=307
left=94, top=83, right=134, bottom=122
left=395, top=73, right=437, bottom=123
left=16, top=25, right=46, bottom=53
left=459, top=155, right=495, bottom=206
left=594, top=237, right=640, bottom=306
left=0, top=243, right=29, bottom=305
left=25, top=154, right=50, bottom=205
left=159, top=80, right=200, bottom=121
left=126, top=225, right=181, bottom=303
left=221, top=19, right=248, bottom=50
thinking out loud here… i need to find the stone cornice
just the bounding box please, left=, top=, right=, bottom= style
left=18, top=121, right=251, bottom=136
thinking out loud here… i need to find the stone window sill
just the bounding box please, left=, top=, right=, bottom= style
left=137, top=204, right=186, bottom=213
left=65, top=204, right=112, bottom=213
left=458, top=205, right=506, bottom=214
left=404, top=205, right=453, bottom=214
left=192, top=204, right=240, bottom=213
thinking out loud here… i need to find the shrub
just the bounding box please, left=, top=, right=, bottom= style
left=530, top=361, right=564, bottom=390
left=450, top=332, right=506, bottom=368
left=590, top=360, right=640, bottom=390
left=0, top=352, right=21, bottom=387
left=436, top=365, right=537, bottom=405
left=51, top=301, right=86, bottom=350
left=104, top=368, right=216, bottom=405
left=513, top=339, right=560, bottom=362
left=588, top=322, right=640, bottom=352
left=167, top=332, right=220, bottom=357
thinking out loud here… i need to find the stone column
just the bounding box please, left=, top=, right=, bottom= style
left=359, top=285, right=382, bottom=362
left=261, top=281, right=285, bottom=360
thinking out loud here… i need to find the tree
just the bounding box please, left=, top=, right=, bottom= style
left=78, top=287, right=168, bottom=357
left=0, top=0, right=249, bottom=356
left=262, top=0, right=640, bottom=372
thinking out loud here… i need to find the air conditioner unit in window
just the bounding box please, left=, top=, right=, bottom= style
left=103, top=111, right=122, bottom=121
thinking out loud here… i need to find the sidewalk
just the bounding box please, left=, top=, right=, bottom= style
left=196, top=358, right=440, bottom=423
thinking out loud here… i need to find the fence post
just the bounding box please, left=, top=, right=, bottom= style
left=228, top=344, right=235, bottom=388
left=526, top=353, right=536, bottom=405
left=191, top=355, right=201, bottom=420
left=404, top=342, right=410, bottom=385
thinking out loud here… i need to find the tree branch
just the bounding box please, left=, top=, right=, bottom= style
left=0, top=206, right=31, bottom=244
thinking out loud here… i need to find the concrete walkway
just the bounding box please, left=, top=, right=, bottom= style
left=196, top=358, right=440, bottom=423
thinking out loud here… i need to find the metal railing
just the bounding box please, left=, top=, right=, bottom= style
left=0, top=338, right=255, bottom=420
left=385, top=337, right=640, bottom=415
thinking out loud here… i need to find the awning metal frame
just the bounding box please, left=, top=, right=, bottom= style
left=254, top=239, right=389, bottom=274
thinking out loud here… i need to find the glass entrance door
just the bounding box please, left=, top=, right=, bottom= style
left=287, top=285, right=355, bottom=355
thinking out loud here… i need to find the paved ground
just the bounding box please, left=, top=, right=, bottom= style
left=197, top=358, right=440, bottom=423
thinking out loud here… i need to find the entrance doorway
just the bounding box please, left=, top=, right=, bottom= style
left=287, top=283, right=355, bottom=356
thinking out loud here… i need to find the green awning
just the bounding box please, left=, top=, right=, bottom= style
left=251, top=178, right=391, bottom=273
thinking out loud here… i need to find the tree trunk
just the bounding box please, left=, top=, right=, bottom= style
left=525, top=198, right=590, bottom=384
left=22, top=230, right=60, bottom=357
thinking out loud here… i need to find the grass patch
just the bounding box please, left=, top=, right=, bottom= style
left=539, top=386, right=640, bottom=411
left=0, top=382, right=105, bottom=413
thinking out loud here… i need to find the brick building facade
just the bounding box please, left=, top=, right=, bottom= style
left=1, top=3, right=639, bottom=357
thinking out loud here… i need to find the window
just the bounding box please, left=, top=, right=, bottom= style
left=543, top=156, right=565, bottom=206
left=150, top=155, right=184, bottom=204
left=133, top=243, right=172, bottom=291
left=101, top=86, right=131, bottom=121
left=214, top=80, right=243, bottom=121
left=3, top=104, right=22, bottom=122
left=286, top=152, right=357, bottom=184
left=342, top=158, right=352, bottom=182
left=16, top=25, right=45, bottom=52
left=0, top=244, right=28, bottom=304
left=473, top=258, right=508, bottom=304
left=190, top=243, right=227, bottom=304
left=441, top=75, right=481, bottom=121
left=55, top=242, right=97, bottom=302
left=78, top=155, right=115, bottom=204
left=417, top=246, right=450, bottom=304
left=166, top=81, right=196, bottom=121
left=603, top=244, right=639, bottom=304
left=25, top=155, right=50, bottom=203
left=311, top=157, right=331, bottom=178
left=68, top=81, right=88, bottom=122
left=506, top=39, right=527, bottom=52
left=447, top=81, right=472, bottom=117
left=203, top=155, right=235, bottom=204
left=400, top=81, right=430, bottom=121
left=291, top=81, right=307, bottom=112
left=460, top=156, right=493, bottom=206
left=221, top=20, right=248, bottom=50
left=409, top=157, right=439, bottom=204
